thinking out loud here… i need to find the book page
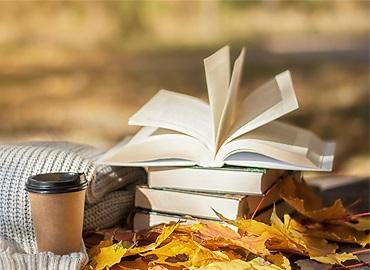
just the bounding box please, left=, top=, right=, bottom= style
left=129, top=90, right=213, bottom=151
left=216, top=48, right=245, bottom=147
left=204, top=45, right=230, bottom=147
left=98, top=126, right=212, bottom=166
left=217, top=121, right=335, bottom=171
left=217, top=139, right=316, bottom=169
left=224, top=153, right=322, bottom=171
left=224, top=71, right=299, bottom=144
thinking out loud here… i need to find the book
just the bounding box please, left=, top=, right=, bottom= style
left=132, top=211, right=237, bottom=231
left=99, top=46, right=335, bottom=171
left=133, top=200, right=293, bottom=231
left=134, top=185, right=282, bottom=220
left=148, top=166, right=286, bottom=195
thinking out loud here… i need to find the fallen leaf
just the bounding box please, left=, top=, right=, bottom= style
left=93, top=242, right=128, bottom=270
left=266, top=253, right=291, bottom=270
left=145, top=238, right=229, bottom=268
left=202, top=233, right=271, bottom=257
left=305, top=222, right=370, bottom=247
left=194, top=221, right=240, bottom=241
left=311, top=252, right=358, bottom=265
left=87, top=238, right=113, bottom=260
left=192, top=258, right=284, bottom=270
left=279, top=177, right=350, bottom=222
left=344, top=217, right=370, bottom=231
left=127, top=222, right=180, bottom=256
left=115, top=258, right=149, bottom=270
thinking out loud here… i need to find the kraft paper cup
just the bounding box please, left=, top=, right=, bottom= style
left=25, top=172, right=88, bottom=255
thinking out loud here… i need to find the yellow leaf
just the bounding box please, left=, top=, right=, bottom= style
left=311, top=252, right=358, bottom=265
left=305, top=222, right=370, bottom=247
left=191, top=258, right=284, bottom=270
left=345, top=217, right=370, bottom=231
left=93, top=242, right=128, bottom=270
left=214, top=210, right=281, bottom=237
left=269, top=208, right=337, bottom=257
left=87, top=238, right=113, bottom=260
left=127, top=222, right=180, bottom=256
left=266, top=253, right=291, bottom=270
left=145, top=238, right=229, bottom=268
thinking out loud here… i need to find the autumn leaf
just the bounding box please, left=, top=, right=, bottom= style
left=193, top=221, right=240, bottom=241
left=270, top=210, right=338, bottom=257
left=278, top=176, right=350, bottom=222
left=127, top=222, right=180, bottom=256
left=144, top=238, right=229, bottom=268
left=192, top=258, right=285, bottom=270
left=202, top=233, right=271, bottom=257
left=311, top=252, right=358, bottom=265
left=344, top=216, right=370, bottom=231
left=266, top=253, right=291, bottom=270
left=84, top=177, right=365, bottom=270
left=304, top=222, right=370, bottom=247
left=92, top=242, right=128, bottom=270
left=214, top=210, right=281, bottom=237
left=87, top=238, right=114, bottom=260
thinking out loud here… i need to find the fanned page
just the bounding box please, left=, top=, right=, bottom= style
left=216, top=48, right=245, bottom=147
left=204, top=46, right=245, bottom=148
left=204, top=45, right=231, bottom=147
left=128, top=90, right=214, bottom=151
left=98, top=126, right=211, bottom=167
left=224, top=71, right=298, bottom=145
left=217, top=121, right=335, bottom=171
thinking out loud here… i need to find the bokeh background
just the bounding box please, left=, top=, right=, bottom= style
left=0, top=1, right=368, bottom=175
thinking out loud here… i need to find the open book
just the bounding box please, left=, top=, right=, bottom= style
left=99, top=46, right=335, bottom=171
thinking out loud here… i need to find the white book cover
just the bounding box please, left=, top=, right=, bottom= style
left=99, top=46, right=335, bottom=171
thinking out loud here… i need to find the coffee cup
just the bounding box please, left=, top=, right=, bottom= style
left=25, top=172, right=88, bottom=254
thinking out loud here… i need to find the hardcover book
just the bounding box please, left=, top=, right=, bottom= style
left=134, top=185, right=283, bottom=220
left=148, top=166, right=286, bottom=195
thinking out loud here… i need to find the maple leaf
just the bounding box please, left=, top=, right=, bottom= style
left=304, top=222, right=370, bottom=247
left=270, top=210, right=338, bottom=257
left=266, top=253, right=291, bottom=270
left=87, top=238, right=114, bottom=260
left=191, top=258, right=285, bottom=270
left=278, top=176, right=351, bottom=222
left=193, top=221, right=240, bottom=241
left=202, top=233, right=271, bottom=257
left=311, top=252, right=358, bottom=265
left=144, top=238, right=229, bottom=268
left=344, top=216, right=370, bottom=231
left=92, top=242, right=128, bottom=270
left=127, top=222, right=180, bottom=256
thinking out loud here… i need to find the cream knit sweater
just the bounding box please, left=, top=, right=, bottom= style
left=0, top=141, right=146, bottom=270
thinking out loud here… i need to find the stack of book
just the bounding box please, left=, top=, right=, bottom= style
left=99, top=46, right=335, bottom=230
left=133, top=166, right=297, bottom=230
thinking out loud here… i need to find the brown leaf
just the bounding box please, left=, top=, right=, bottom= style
left=279, top=176, right=350, bottom=222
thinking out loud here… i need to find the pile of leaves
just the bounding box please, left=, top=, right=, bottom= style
left=84, top=177, right=370, bottom=270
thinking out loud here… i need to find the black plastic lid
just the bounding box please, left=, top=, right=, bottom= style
left=25, top=172, right=88, bottom=194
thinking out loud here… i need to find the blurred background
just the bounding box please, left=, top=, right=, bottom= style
left=0, top=1, right=368, bottom=175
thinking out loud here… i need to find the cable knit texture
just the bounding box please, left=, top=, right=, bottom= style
left=0, top=141, right=147, bottom=269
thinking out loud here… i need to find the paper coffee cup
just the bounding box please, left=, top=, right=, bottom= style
left=25, top=172, right=88, bottom=255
